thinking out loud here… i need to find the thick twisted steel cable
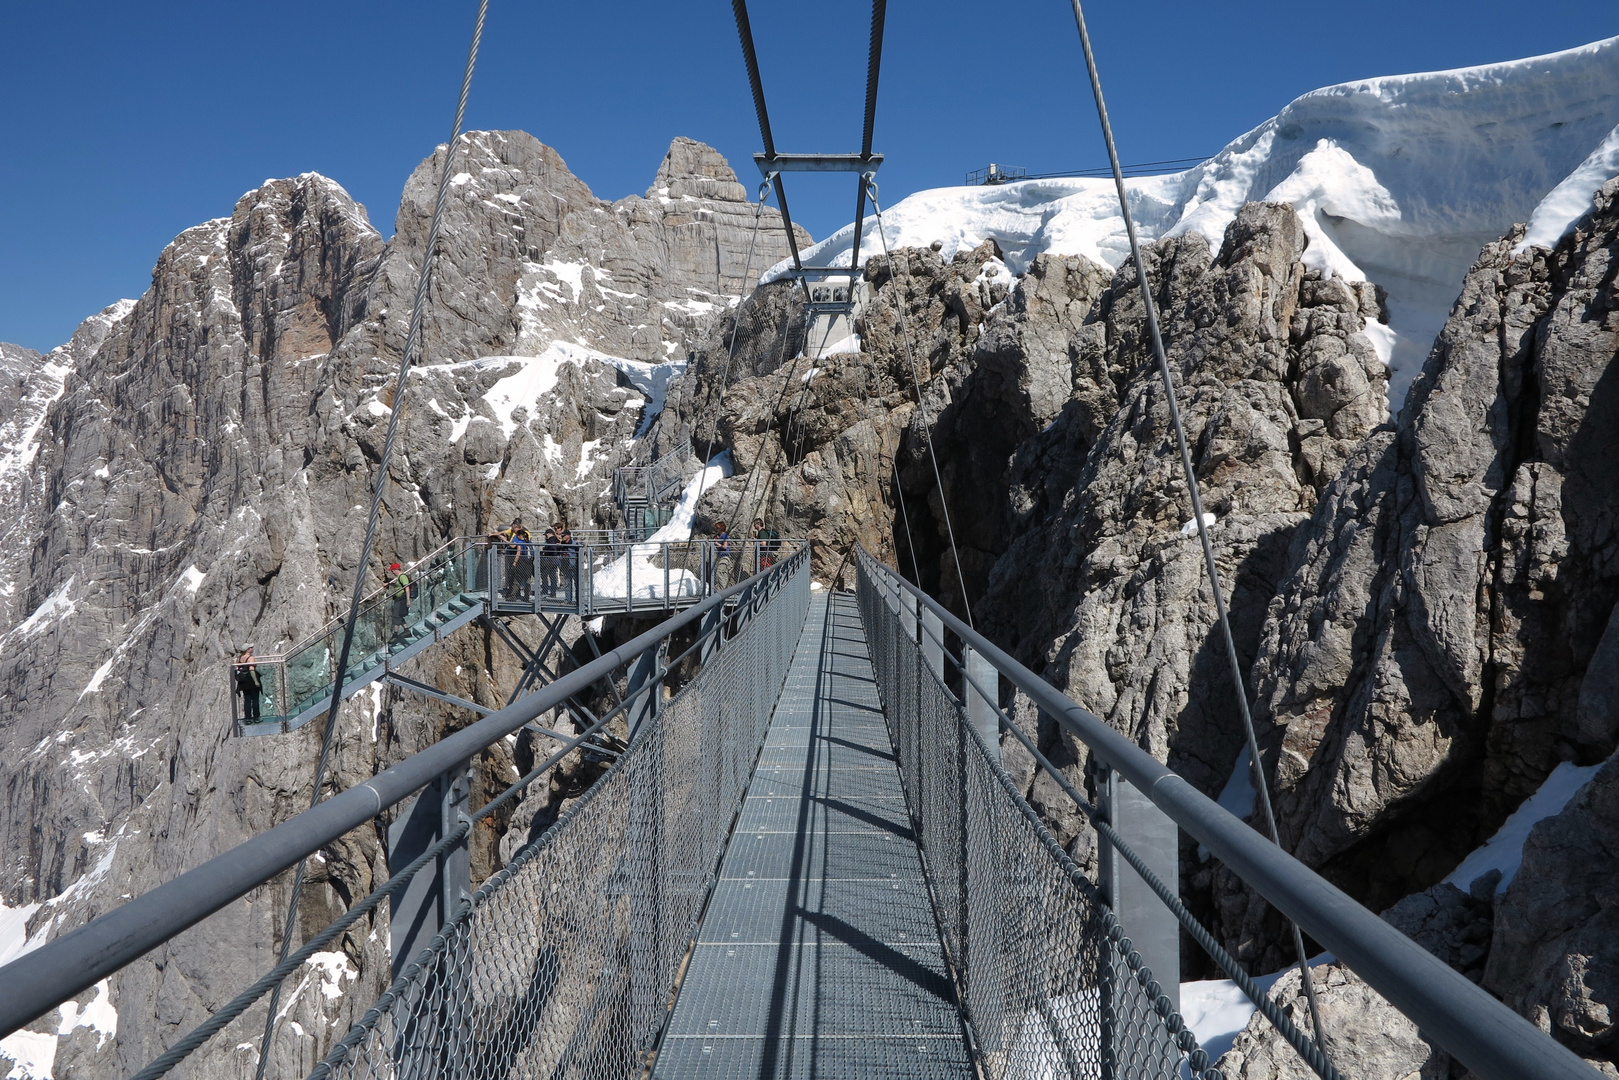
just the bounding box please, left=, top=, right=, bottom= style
left=730, top=0, right=802, bottom=269
left=848, top=0, right=887, bottom=270
left=859, top=0, right=886, bottom=157
left=866, top=181, right=976, bottom=628
left=1063, top=0, right=1331, bottom=1052
left=251, top=3, right=490, bottom=1075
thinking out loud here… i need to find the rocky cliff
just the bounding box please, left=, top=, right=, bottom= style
left=4, top=122, right=1619, bottom=1078
left=656, top=181, right=1619, bottom=1072
left=0, top=132, right=802, bottom=1078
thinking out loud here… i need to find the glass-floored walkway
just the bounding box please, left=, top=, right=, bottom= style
left=653, top=592, right=974, bottom=1079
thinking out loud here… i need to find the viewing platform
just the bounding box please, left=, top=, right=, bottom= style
left=230, top=533, right=802, bottom=736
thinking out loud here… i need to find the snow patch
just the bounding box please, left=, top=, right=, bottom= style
left=0, top=1028, right=55, bottom=1079
left=79, top=657, right=116, bottom=698
left=593, top=454, right=731, bottom=600
left=479, top=342, right=685, bottom=440
left=764, top=35, right=1619, bottom=414
left=178, top=565, right=205, bottom=593
left=1518, top=121, right=1619, bottom=252
left=0, top=900, right=42, bottom=967
left=1217, top=746, right=1256, bottom=819
left=56, top=980, right=116, bottom=1048
left=1180, top=513, right=1217, bottom=538
left=1180, top=978, right=1257, bottom=1068
left=575, top=439, right=605, bottom=480
left=481, top=354, right=566, bottom=438
left=1443, top=760, right=1604, bottom=895
left=305, top=951, right=358, bottom=1001
left=9, top=578, right=75, bottom=641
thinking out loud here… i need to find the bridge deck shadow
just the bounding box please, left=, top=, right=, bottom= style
left=653, top=592, right=973, bottom=1079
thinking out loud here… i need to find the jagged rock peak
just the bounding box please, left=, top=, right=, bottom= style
left=648, top=136, right=749, bottom=203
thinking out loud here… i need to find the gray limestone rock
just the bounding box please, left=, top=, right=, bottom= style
left=1381, top=879, right=1496, bottom=983
left=1216, top=962, right=1450, bottom=1080
left=1234, top=178, right=1619, bottom=973
left=1486, top=751, right=1618, bottom=1063
left=977, top=203, right=1387, bottom=810
left=0, top=133, right=806, bottom=1077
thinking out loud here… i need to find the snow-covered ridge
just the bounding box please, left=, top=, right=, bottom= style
left=769, top=35, right=1619, bottom=408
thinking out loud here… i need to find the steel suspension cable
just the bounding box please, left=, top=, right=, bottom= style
left=731, top=0, right=802, bottom=269
left=1063, top=0, right=1331, bottom=1054
left=866, top=181, right=976, bottom=628
left=848, top=0, right=887, bottom=270
left=251, top=3, right=490, bottom=1074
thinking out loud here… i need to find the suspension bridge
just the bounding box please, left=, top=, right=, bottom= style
left=0, top=0, right=1605, bottom=1078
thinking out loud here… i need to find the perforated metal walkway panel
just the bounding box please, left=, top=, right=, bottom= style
left=654, top=593, right=973, bottom=1079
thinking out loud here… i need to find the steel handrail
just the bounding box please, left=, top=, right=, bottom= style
left=856, top=548, right=1599, bottom=1080
left=0, top=547, right=810, bottom=1038
left=252, top=535, right=475, bottom=663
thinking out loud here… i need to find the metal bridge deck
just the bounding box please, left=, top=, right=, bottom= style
left=654, top=592, right=974, bottom=1079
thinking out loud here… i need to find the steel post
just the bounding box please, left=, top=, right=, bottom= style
left=627, top=639, right=666, bottom=739
left=962, top=644, right=999, bottom=762
left=387, top=760, right=472, bottom=982
left=1097, top=768, right=1181, bottom=1012
left=920, top=607, right=945, bottom=686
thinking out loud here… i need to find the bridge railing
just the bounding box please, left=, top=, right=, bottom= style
left=488, top=537, right=804, bottom=617
left=0, top=548, right=812, bottom=1079
left=855, top=548, right=1598, bottom=1080
left=232, top=536, right=483, bottom=734
left=313, top=548, right=809, bottom=1080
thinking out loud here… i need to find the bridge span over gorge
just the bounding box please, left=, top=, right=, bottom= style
left=0, top=546, right=1595, bottom=1080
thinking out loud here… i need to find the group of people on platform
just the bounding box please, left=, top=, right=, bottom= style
left=490, top=517, right=575, bottom=602
left=709, top=517, right=783, bottom=585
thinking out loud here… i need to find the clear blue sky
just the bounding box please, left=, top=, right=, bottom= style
left=3, top=1, right=1616, bottom=353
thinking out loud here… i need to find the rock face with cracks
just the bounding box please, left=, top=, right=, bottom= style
left=977, top=203, right=1387, bottom=807
left=0, top=133, right=800, bottom=1078
left=6, top=121, right=1619, bottom=1078
left=1225, top=178, right=1619, bottom=982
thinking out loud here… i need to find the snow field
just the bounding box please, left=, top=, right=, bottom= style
left=766, top=36, right=1619, bottom=412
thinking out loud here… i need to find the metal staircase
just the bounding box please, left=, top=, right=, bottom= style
left=614, top=437, right=692, bottom=540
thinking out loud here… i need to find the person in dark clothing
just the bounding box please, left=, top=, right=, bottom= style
left=753, top=518, right=781, bottom=569
left=540, top=525, right=561, bottom=597
left=504, top=518, right=533, bottom=600
left=236, top=648, right=262, bottom=721
left=556, top=524, right=575, bottom=603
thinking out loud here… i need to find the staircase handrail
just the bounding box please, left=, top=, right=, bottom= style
left=245, top=535, right=477, bottom=664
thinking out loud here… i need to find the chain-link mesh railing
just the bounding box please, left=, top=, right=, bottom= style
left=311, top=555, right=809, bottom=1080
left=856, top=557, right=1219, bottom=1080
